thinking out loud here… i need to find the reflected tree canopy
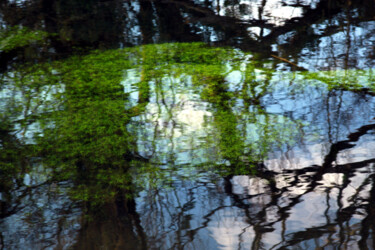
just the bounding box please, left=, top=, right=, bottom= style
left=1, top=37, right=375, bottom=247
left=1, top=42, right=301, bottom=203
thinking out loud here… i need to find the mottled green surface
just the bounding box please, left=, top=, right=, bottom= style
left=0, top=26, right=49, bottom=52
left=1, top=39, right=374, bottom=205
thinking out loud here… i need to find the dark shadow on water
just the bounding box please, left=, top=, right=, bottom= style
left=73, top=196, right=147, bottom=250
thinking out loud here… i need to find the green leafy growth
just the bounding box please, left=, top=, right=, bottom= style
left=298, top=68, right=375, bottom=92
left=1, top=42, right=374, bottom=205
left=0, top=26, right=49, bottom=52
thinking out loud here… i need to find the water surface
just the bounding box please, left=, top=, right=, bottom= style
left=0, top=1, right=375, bottom=249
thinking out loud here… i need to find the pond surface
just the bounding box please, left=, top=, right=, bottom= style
left=1, top=1, right=375, bottom=249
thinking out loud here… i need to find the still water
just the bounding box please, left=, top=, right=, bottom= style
left=1, top=0, right=375, bottom=249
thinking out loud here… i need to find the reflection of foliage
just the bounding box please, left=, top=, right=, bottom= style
left=0, top=122, right=25, bottom=186
left=310, top=69, right=375, bottom=92
left=0, top=26, right=49, bottom=52
left=2, top=42, right=373, bottom=205
left=286, top=69, right=375, bottom=93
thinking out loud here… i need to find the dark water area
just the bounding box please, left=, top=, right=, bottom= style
left=1, top=0, right=375, bottom=249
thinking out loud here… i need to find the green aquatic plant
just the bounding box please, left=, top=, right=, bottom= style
left=274, top=68, right=375, bottom=93
left=0, top=26, right=49, bottom=52
left=1, top=42, right=373, bottom=204
left=303, top=68, right=375, bottom=92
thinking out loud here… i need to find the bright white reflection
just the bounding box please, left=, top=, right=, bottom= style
left=215, top=0, right=304, bottom=26
left=208, top=208, right=253, bottom=250
left=232, top=176, right=269, bottom=195
left=8, top=0, right=27, bottom=5
left=319, top=173, right=344, bottom=187
left=125, top=70, right=216, bottom=164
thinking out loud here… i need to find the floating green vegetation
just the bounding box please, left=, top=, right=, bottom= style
left=1, top=42, right=374, bottom=205
left=0, top=26, right=49, bottom=52
left=302, top=69, right=375, bottom=92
